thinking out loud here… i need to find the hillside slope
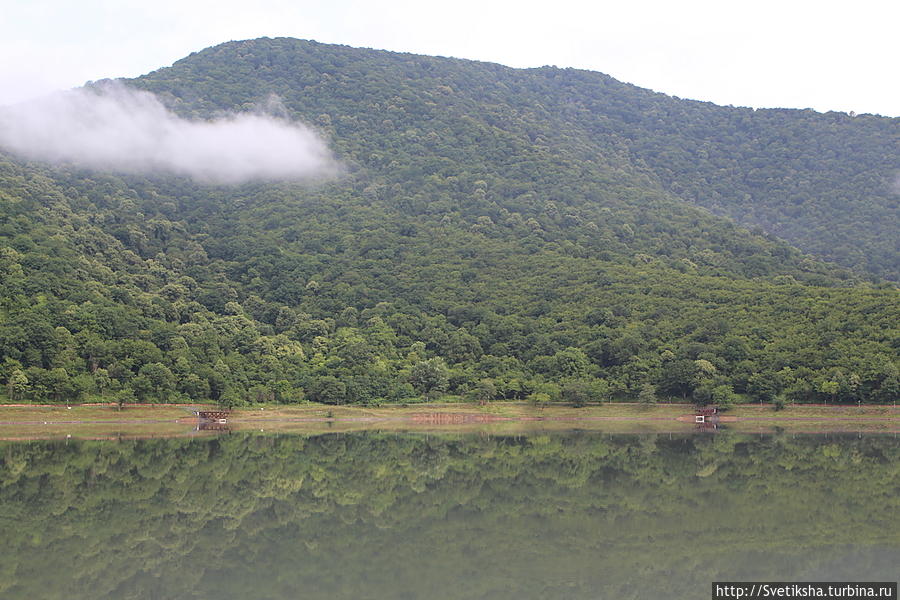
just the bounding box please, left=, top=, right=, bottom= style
left=0, top=38, right=897, bottom=407
left=137, top=38, right=899, bottom=279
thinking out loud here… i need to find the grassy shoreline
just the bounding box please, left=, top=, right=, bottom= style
left=0, top=402, right=896, bottom=440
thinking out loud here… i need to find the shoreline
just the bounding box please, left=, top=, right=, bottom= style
left=0, top=402, right=896, bottom=440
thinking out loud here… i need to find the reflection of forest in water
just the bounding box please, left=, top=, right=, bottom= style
left=1, top=432, right=897, bottom=599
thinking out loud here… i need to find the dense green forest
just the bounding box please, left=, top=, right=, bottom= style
left=0, top=38, right=898, bottom=407
left=0, top=432, right=897, bottom=599
left=136, top=38, right=900, bottom=280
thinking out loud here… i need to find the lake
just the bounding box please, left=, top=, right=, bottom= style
left=1, top=431, right=897, bottom=599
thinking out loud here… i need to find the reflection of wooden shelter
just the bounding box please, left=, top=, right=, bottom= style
left=411, top=413, right=505, bottom=424
left=198, top=421, right=231, bottom=432
left=197, top=410, right=230, bottom=424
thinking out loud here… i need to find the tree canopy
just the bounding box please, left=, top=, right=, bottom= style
left=0, top=38, right=897, bottom=406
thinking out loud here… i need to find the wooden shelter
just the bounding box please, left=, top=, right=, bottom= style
left=694, top=405, right=719, bottom=423
left=197, top=410, right=230, bottom=423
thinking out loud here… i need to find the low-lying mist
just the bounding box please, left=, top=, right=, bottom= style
left=0, top=82, right=336, bottom=184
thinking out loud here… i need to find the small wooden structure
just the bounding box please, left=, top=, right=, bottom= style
left=678, top=405, right=734, bottom=428
left=197, top=410, right=230, bottom=424
left=694, top=406, right=718, bottom=424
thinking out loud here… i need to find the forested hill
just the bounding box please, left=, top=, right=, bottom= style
left=136, top=38, right=900, bottom=280
left=0, top=37, right=898, bottom=408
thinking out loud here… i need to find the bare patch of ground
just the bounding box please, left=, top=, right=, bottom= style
left=0, top=402, right=895, bottom=440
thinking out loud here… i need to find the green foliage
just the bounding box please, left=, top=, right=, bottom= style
left=134, top=38, right=900, bottom=280
left=638, top=382, right=657, bottom=405
left=711, top=384, right=737, bottom=409
left=0, top=38, right=897, bottom=406
left=527, top=391, right=551, bottom=407
left=410, top=358, right=450, bottom=399
left=307, top=376, right=347, bottom=405
left=561, top=380, right=593, bottom=407
left=466, top=378, right=497, bottom=405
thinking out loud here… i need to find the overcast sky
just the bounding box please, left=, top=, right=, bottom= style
left=2, top=0, right=898, bottom=116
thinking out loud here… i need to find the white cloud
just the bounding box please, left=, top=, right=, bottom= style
left=0, top=82, right=336, bottom=184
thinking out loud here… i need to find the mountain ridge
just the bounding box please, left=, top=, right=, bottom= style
left=0, top=37, right=897, bottom=408
left=136, top=37, right=899, bottom=279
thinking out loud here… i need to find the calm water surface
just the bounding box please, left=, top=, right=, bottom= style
left=1, top=431, right=897, bottom=599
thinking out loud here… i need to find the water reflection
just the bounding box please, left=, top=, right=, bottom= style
left=197, top=421, right=231, bottom=432
left=0, top=432, right=897, bottom=599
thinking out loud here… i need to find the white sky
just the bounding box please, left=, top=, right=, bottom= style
left=1, top=0, right=898, bottom=116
